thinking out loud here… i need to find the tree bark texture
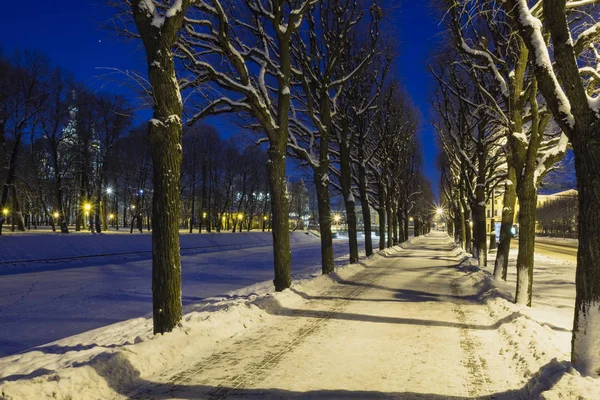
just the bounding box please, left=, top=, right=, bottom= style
left=315, top=168, right=334, bottom=274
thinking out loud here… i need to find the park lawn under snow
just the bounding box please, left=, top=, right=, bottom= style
left=0, top=234, right=599, bottom=398
left=0, top=231, right=365, bottom=357
left=0, top=244, right=385, bottom=399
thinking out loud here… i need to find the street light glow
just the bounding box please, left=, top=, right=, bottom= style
left=108, top=214, right=114, bottom=220
left=53, top=212, right=60, bottom=219
left=84, top=203, right=91, bottom=212
left=436, top=207, right=444, bottom=216
left=238, top=213, right=244, bottom=220
left=2, top=208, right=8, bottom=216
left=105, top=186, right=114, bottom=195
left=333, top=214, right=341, bottom=223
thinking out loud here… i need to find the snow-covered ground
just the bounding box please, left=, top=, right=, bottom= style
left=0, top=232, right=373, bottom=357
left=1, top=233, right=598, bottom=399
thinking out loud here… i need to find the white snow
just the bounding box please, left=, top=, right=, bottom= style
left=165, top=0, right=183, bottom=17
left=572, top=301, right=600, bottom=377
left=588, top=94, right=600, bottom=115
left=0, top=231, right=363, bottom=356
left=1, top=233, right=599, bottom=398
left=512, top=130, right=528, bottom=144
left=0, top=239, right=385, bottom=399
left=534, top=133, right=569, bottom=187
left=516, top=0, right=576, bottom=129
left=475, top=246, right=600, bottom=395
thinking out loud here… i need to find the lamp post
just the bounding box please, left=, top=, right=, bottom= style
left=84, top=203, right=92, bottom=232
left=333, top=214, right=341, bottom=232
left=0, top=208, right=8, bottom=236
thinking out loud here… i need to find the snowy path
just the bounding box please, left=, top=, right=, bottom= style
left=121, top=233, right=524, bottom=399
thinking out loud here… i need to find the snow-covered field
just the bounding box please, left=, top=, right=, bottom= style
left=0, top=232, right=371, bottom=357
left=1, top=233, right=599, bottom=399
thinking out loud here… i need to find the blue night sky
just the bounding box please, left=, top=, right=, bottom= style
left=1, top=1, right=444, bottom=198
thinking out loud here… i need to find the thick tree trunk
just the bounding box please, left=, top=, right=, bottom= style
left=460, top=190, right=472, bottom=254
left=266, top=139, right=292, bottom=290
left=358, top=161, right=373, bottom=256
left=403, top=208, right=409, bottom=243
left=474, top=183, right=487, bottom=267
left=378, top=208, right=386, bottom=251
left=392, top=202, right=399, bottom=246
left=339, top=141, right=359, bottom=263
left=386, top=197, right=393, bottom=248
left=143, top=38, right=184, bottom=335
left=515, top=186, right=536, bottom=306
left=149, top=107, right=183, bottom=334
left=571, top=137, right=600, bottom=375
left=397, top=207, right=405, bottom=243
left=493, top=172, right=517, bottom=280
left=455, top=205, right=464, bottom=247
left=315, top=168, right=334, bottom=274
left=378, top=182, right=386, bottom=251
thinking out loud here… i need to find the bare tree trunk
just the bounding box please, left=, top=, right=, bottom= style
left=267, top=139, right=292, bottom=290
left=494, top=171, right=517, bottom=280
left=403, top=208, right=409, bottom=243
left=132, top=0, right=190, bottom=334
left=386, top=193, right=393, bottom=248
left=378, top=182, right=386, bottom=251
left=358, top=155, right=373, bottom=256
left=339, top=138, right=359, bottom=263
left=315, top=167, right=334, bottom=274
left=515, top=186, right=536, bottom=306
left=474, top=177, right=487, bottom=267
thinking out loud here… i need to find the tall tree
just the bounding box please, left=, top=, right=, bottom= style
left=502, top=0, right=600, bottom=376
left=131, top=0, right=191, bottom=334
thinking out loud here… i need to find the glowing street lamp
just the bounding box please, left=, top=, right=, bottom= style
left=131, top=205, right=136, bottom=210
left=263, top=215, right=268, bottom=221
left=105, top=186, right=114, bottom=195
left=2, top=208, right=8, bottom=217
left=202, top=212, right=207, bottom=218
left=436, top=207, right=444, bottom=216
left=237, top=213, right=244, bottom=220
left=333, top=214, right=341, bottom=223
left=108, top=214, right=115, bottom=221
left=84, top=203, right=91, bottom=216
left=53, top=211, right=60, bottom=219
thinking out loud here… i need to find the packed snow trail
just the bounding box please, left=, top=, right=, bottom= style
left=122, top=233, right=525, bottom=399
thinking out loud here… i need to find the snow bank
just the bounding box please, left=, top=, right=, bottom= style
left=0, top=242, right=400, bottom=399
left=0, top=231, right=317, bottom=264
left=452, top=250, right=600, bottom=398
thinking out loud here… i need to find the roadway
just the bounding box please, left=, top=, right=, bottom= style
left=511, top=237, right=577, bottom=262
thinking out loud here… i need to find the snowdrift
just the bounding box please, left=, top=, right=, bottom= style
left=453, top=252, right=600, bottom=399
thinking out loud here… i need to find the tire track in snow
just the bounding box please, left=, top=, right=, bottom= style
left=451, top=279, right=492, bottom=399
left=128, top=263, right=388, bottom=400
